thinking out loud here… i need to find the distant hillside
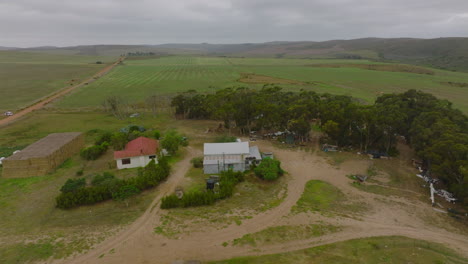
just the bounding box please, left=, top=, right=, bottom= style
left=13, top=37, right=468, bottom=71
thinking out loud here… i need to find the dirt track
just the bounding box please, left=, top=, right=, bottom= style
left=55, top=141, right=468, bottom=264
left=0, top=58, right=123, bottom=127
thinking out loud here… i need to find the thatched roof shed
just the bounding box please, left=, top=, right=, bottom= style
left=2, top=132, right=84, bottom=178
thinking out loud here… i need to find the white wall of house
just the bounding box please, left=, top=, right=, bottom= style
left=203, top=154, right=247, bottom=174
left=116, top=155, right=157, bottom=169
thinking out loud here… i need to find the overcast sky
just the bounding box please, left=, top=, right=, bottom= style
left=1, top=0, right=468, bottom=47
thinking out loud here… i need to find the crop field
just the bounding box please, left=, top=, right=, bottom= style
left=55, top=56, right=468, bottom=113
left=0, top=51, right=114, bottom=113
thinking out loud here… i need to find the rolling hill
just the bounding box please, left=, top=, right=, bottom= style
left=14, top=37, right=468, bottom=72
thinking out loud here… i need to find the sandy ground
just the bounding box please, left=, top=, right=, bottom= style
left=0, top=58, right=124, bottom=128
left=54, top=141, right=468, bottom=264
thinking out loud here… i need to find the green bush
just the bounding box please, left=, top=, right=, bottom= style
left=153, top=130, right=161, bottom=140
left=110, top=132, right=128, bottom=150
left=191, top=157, right=203, bottom=168
left=95, top=132, right=113, bottom=145
left=254, top=158, right=284, bottom=181
left=80, top=142, right=109, bottom=160
left=91, top=172, right=116, bottom=186
left=160, top=170, right=244, bottom=209
left=56, top=157, right=171, bottom=209
left=60, top=178, right=86, bottom=193
left=161, top=131, right=187, bottom=155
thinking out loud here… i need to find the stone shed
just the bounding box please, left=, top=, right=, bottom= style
left=1, top=132, right=84, bottom=178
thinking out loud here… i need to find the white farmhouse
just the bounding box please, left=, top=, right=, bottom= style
left=203, top=142, right=262, bottom=174
left=114, top=137, right=159, bottom=169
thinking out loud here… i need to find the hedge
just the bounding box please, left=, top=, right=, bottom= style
left=160, top=170, right=244, bottom=209
left=56, top=158, right=170, bottom=209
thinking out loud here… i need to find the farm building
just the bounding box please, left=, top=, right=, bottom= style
left=114, top=137, right=159, bottom=169
left=203, top=142, right=262, bottom=174
left=1, top=132, right=84, bottom=178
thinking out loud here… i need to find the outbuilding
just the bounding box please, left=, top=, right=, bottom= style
left=1, top=132, right=84, bottom=178
left=203, top=141, right=262, bottom=174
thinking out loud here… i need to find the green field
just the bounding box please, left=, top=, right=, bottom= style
left=0, top=51, right=114, bottom=113
left=55, top=56, right=468, bottom=113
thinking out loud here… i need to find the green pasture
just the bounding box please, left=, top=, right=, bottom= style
left=0, top=51, right=114, bottom=113
left=55, top=56, right=468, bottom=113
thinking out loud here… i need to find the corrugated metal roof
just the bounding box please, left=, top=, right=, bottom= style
left=248, top=146, right=262, bottom=160
left=204, top=142, right=250, bottom=155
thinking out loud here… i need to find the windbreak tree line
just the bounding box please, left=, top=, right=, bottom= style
left=172, top=87, right=468, bottom=203
left=56, top=158, right=170, bottom=209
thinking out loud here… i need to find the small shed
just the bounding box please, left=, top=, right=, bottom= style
left=1, top=132, right=84, bottom=178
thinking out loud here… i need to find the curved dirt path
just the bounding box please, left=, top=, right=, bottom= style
left=59, top=143, right=468, bottom=264
left=0, top=57, right=124, bottom=127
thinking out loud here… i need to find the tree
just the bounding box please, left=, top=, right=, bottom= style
left=288, top=117, right=311, bottom=142
left=161, top=131, right=183, bottom=155
left=103, top=96, right=127, bottom=119
left=111, top=132, right=128, bottom=150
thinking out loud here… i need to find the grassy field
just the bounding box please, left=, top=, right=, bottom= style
left=0, top=51, right=115, bottom=113
left=291, top=180, right=367, bottom=216
left=211, top=236, right=468, bottom=264
left=54, top=56, right=468, bottom=113
left=0, top=110, right=211, bottom=263
left=231, top=224, right=340, bottom=247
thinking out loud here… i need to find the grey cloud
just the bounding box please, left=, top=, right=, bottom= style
left=0, top=0, right=467, bottom=47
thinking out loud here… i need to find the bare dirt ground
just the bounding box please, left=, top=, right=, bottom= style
left=0, top=58, right=124, bottom=128
left=55, top=141, right=468, bottom=264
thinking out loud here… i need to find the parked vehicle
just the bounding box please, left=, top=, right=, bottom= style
left=3, top=111, right=13, bottom=116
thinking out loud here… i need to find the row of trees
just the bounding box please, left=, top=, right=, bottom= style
left=160, top=170, right=244, bottom=209
left=171, top=87, right=468, bottom=203
left=56, top=158, right=170, bottom=209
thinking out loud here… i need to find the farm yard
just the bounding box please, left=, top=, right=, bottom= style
left=0, top=110, right=467, bottom=264
left=0, top=52, right=468, bottom=264
left=0, top=51, right=115, bottom=114
left=52, top=55, right=468, bottom=113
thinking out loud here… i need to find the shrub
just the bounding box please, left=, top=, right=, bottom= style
left=76, top=168, right=84, bottom=176
left=112, top=184, right=140, bottom=206
left=56, top=156, right=171, bottom=209
left=191, top=157, right=203, bottom=168
left=80, top=142, right=109, bottom=160
left=160, top=170, right=244, bottom=209
left=153, top=130, right=161, bottom=140
left=60, top=178, right=86, bottom=193
left=254, top=158, right=284, bottom=181
left=111, top=132, right=128, bottom=150
left=161, top=131, right=186, bottom=155
left=95, top=132, right=112, bottom=145
left=91, top=172, right=116, bottom=186
left=161, top=195, right=181, bottom=209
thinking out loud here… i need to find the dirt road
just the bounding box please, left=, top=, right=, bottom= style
left=58, top=142, right=468, bottom=264
left=0, top=58, right=124, bottom=127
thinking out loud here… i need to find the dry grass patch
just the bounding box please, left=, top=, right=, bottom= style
left=231, top=223, right=340, bottom=247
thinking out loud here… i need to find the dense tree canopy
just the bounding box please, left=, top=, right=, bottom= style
left=172, top=87, right=468, bottom=203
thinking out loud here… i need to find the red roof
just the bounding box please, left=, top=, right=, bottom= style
left=114, top=137, right=159, bottom=159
